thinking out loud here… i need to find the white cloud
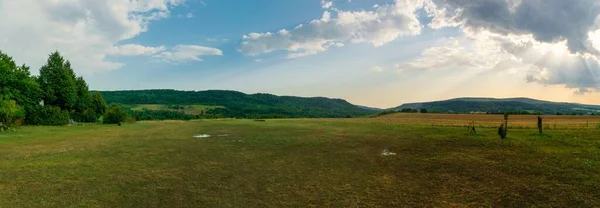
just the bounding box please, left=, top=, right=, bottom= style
left=154, top=45, right=223, bottom=62
left=108, top=44, right=165, bottom=56
left=497, top=35, right=600, bottom=90
left=0, top=0, right=185, bottom=74
left=206, top=38, right=229, bottom=42
left=397, top=0, right=600, bottom=94
left=239, top=0, right=426, bottom=57
left=370, top=65, right=384, bottom=72
left=396, top=36, right=520, bottom=72
left=397, top=29, right=600, bottom=94
left=321, top=0, right=333, bottom=9
left=177, top=13, right=194, bottom=18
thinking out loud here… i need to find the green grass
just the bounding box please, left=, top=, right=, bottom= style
left=129, top=104, right=223, bottom=115
left=0, top=119, right=599, bottom=207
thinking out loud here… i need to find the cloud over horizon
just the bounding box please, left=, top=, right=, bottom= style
left=417, top=0, right=600, bottom=94
left=239, top=0, right=426, bottom=58
left=0, top=0, right=209, bottom=74
left=153, top=45, right=223, bottom=62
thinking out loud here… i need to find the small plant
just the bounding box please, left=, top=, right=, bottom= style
left=584, top=159, right=595, bottom=168
left=586, top=121, right=589, bottom=129
left=467, top=121, right=476, bottom=134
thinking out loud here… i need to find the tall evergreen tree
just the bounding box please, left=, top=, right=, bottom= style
left=70, top=76, right=99, bottom=122
left=74, top=77, right=92, bottom=113
left=38, top=52, right=77, bottom=111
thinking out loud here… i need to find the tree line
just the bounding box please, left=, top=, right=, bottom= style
left=99, top=90, right=375, bottom=119
left=0, top=51, right=114, bottom=130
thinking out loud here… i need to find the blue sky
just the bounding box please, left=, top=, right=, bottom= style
left=3, top=0, right=600, bottom=107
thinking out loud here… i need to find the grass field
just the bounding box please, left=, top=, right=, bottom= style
left=371, top=113, right=600, bottom=129
left=1, top=114, right=599, bottom=207
left=130, top=104, right=223, bottom=115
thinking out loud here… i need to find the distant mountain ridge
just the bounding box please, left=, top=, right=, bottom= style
left=98, top=89, right=377, bottom=118
left=393, top=97, right=600, bottom=114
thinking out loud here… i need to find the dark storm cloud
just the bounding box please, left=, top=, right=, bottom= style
left=435, top=0, right=600, bottom=54
left=574, top=88, right=592, bottom=95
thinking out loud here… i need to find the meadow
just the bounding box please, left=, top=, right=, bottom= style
left=0, top=113, right=599, bottom=207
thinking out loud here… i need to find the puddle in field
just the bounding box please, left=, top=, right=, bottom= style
left=381, top=149, right=397, bottom=156
left=193, top=134, right=230, bottom=138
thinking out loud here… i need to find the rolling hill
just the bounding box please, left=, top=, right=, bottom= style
left=393, top=97, right=600, bottom=115
left=98, top=89, right=377, bottom=118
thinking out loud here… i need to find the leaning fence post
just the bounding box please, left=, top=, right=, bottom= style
left=537, top=115, right=543, bottom=134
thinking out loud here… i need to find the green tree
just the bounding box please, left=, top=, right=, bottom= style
left=0, top=99, right=25, bottom=131
left=38, top=52, right=77, bottom=111
left=0, top=51, right=42, bottom=112
left=70, top=76, right=98, bottom=122
left=91, top=92, right=107, bottom=116
left=104, top=104, right=128, bottom=125
left=73, top=77, right=92, bottom=113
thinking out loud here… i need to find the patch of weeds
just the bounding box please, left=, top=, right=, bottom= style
left=526, top=132, right=554, bottom=138
left=584, top=159, right=596, bottom=168
left=465, top=132, right=486, bottom=137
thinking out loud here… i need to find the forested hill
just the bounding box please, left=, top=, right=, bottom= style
left=393, top=97, right=600, bottom=115
left=98, top=90, right=376, bottom=118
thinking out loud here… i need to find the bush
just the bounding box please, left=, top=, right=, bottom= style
left=70, top=109, right=98, bottom=123
left=129, top=109, right=194, bottom=121
left=375, top=110, right=397, bottom=117
left=26, top=105, right=70, bottom=126
left=0, top=99, right=25, bottom=130
left=104, top=104, right=128, bottom=125
left=400, top=108, right=419, bottom=113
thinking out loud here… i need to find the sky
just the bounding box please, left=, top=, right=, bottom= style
left=2, top=0, right=600, bottom=108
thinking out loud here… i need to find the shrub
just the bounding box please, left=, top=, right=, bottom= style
left=70, top=109, right=98, bottom=123
left=25, top=105, right=70, bottom=126
left=375, top=110, right=397, bottom=117
left=104, top=104, right=128, bottom=125
left=0, top=99, right=25, bottom=130
left=128, top=109, right=193, bottom=121
left=400, top=108, right=418, bottom=113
